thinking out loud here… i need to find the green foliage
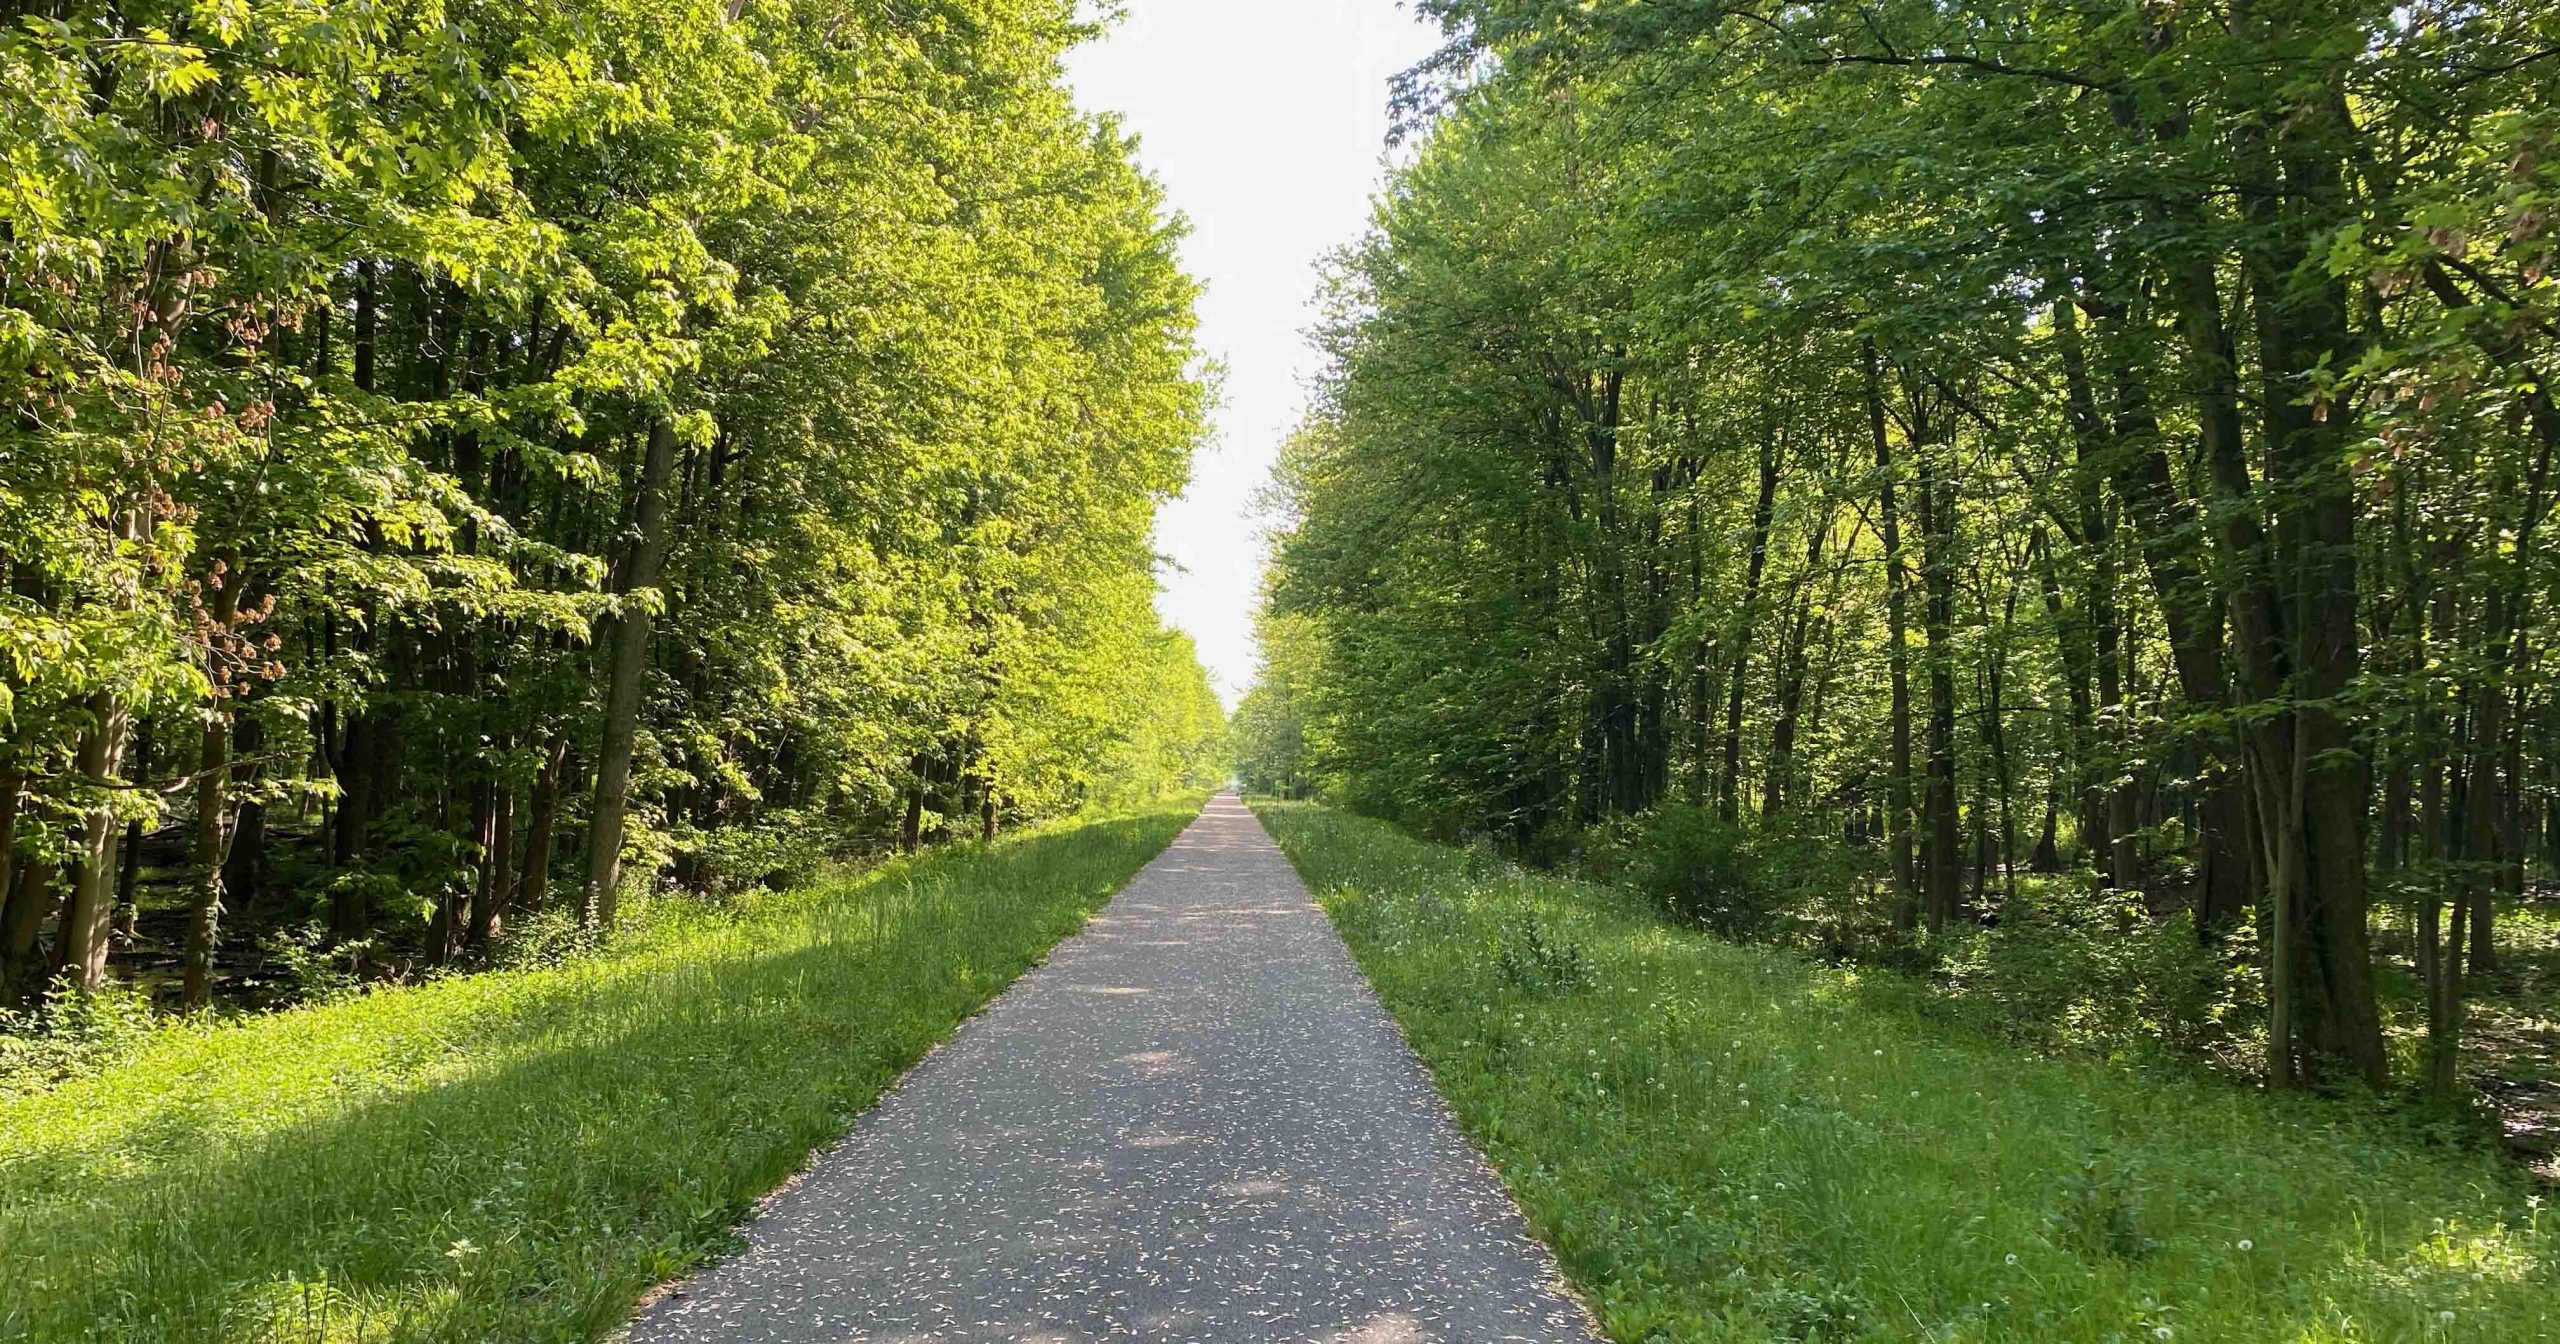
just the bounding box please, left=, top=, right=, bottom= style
left=1934, top=890, right=2265, bottom=1069
left=0, top=977, right=157, bottom=1099
left=1493, top=912, right=1590, bottom=997
left=1255, top=0, right=2560, bottom=1092
left=0, top=798, right=1198, bottom=1341
left=1586, top=806, right=1877, bottom=948
left=0, top=0, right=1218, bottom=1004
left=1258, top=799, right=2560, bottom=1344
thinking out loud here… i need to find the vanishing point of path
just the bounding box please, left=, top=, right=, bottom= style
left=629, top=795, right=1599, bottom=1344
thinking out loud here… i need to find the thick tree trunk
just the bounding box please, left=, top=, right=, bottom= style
left=2238, top=100, right=2386, bottom=1087
left=583, top=418, right=680, bottom=931
left=3, top=861, right=57, bottom=1008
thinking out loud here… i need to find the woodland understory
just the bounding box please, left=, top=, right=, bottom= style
left=1234, top=0, right=2560, bottom=1164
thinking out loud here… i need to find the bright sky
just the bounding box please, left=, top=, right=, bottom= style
left=1063, top=2, right=1441, bottom=709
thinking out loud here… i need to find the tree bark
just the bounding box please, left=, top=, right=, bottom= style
left=583, top=418, right=680, bottom=931
left=519, top=734, right=569, bottom=912
left=1915, top=445, right=1962, bottom=933
left=56, top=689, right=133, bottom=992
left=1864, top=340, right=1918, bottom=924
left=1720, top=430, right=1781, bottom=822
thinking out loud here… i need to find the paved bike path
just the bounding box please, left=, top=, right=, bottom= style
left=628, top=794, right=1596, bottom=1343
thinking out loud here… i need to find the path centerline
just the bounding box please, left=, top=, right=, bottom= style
left=628, top=794, right=1597, bottom=1343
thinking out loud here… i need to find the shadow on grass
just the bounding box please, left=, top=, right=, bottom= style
left=0, top=806, right=1198, bottom=1344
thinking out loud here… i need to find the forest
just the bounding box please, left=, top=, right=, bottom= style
left=0, top=0, right=1225, bottom=1030
left=1238, top=0, right=2560, bottom=1111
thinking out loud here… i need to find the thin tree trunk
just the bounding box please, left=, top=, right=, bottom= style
left=180, top=571, right=244, bottom=1010
left=519, top=734, right=569, bottom=912
left=114, top=721, right=151, bottom=940
left=1864, top=340, right=1918, bottom=924
left=1915, top=446, right=1961, bottom=933
left=1720, top=430, right=1781, bottom=821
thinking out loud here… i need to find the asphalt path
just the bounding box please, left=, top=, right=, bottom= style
left=627, top=793, right=1598, bottom=1343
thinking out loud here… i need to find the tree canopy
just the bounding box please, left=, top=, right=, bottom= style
left=1, top=0, right=1224, bottom=1007
left=1248, top=0, right=2560, bottom=1093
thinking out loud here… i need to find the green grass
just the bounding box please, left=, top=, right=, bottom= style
left=1253, top=800, right=2557, bottom=1344
left=0, top=798, right=1202, bottom=1343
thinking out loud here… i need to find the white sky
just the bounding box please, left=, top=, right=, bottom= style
left=1063, top=2, right=1442, bottom=709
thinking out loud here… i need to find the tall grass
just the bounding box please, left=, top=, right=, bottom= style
left=0, top=799, right=1201, bottom=1343
left=1255, top=800, right=2557, bottom=1344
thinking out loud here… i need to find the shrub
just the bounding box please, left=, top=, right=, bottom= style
left=1933, top=880, right=2260, bottom=1066
left=1613, top=804, right=1874, bottom=944
left=1624, top=803, right=1771, bottom=937
left=0, top=979, right=159, bottom=1099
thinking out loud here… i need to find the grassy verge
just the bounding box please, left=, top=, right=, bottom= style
left=0, top=798, right=1202, bottom=1343
left=1254, top=800, right=2556, bottom=1344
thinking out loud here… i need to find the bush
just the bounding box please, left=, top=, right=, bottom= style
left=1933, top=880, right=2261, bottom=1066
left=1610, top=803, right=1874, bottom=944
left=672, top=807, right=838, bottom=898
left=1623, top=804, right=1771, bottom=937
left=0, top=979, right=159, bottom=1099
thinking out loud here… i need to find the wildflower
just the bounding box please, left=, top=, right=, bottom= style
left=2439, top=1311, right=2457, bottom=1325
left=446, top=1239, right=480, bottom=1261
left=2004, top=1254, right=2019, bottom=1266
left=2155, top=1329, right=2172, bottom=1341
left=2236, top=1239, right=2253, bottom=1252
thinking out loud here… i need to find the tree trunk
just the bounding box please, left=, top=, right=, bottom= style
left=180, top=718, right=231, bottom=1010
left=3, top=861, right=57, bottom=1008
left=1864, top=340, right=1918, bottom=924
left=1915, top=447, right=1962, bottom=933
left=1720, top=430, right=1780, bottom=822
left=221, top=712, right=267, bottom=919
left=181, top=572, right=244, bottom=1010
left=469, top=782, right=513, bottom=953
left=56, top=689, right=133, bottom=992
left=114, top=721, right=152, bottom=940
left=583, top=418, right=681, bottom=931
left=519, top=734, right=569, bottom=912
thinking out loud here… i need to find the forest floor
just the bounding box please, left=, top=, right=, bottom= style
left=630, top=793, right=1595, bottom=1343
left=2374, top=908, right=2560, bottom=1178
left=0, top=797, right=1202, bottom=1343
left=1254, top=799, right=2558, bottom=1344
